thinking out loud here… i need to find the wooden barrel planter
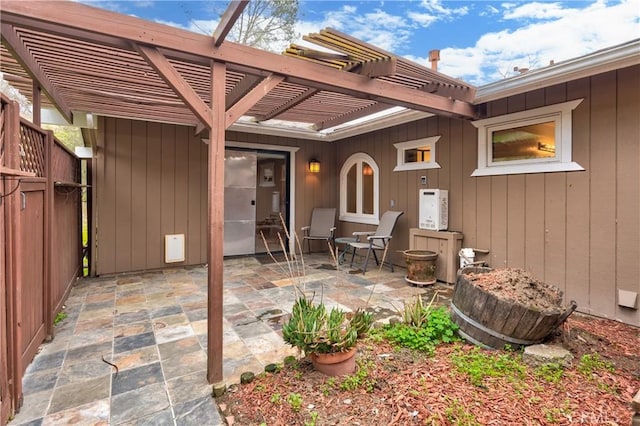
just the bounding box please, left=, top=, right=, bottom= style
left=450, top=267, right=577, bottom=350
left=403, top=250, right=438, bottom=286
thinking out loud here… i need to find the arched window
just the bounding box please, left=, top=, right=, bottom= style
left=339, top=153, right=379, bottom=225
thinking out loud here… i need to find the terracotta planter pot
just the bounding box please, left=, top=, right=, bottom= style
left=309, top=347, right=357, bottom=376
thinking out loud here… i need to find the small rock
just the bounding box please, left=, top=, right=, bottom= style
left=343, top=398, right=352, bottom=405
left=265, top=363, right=279, bottom=373
left=218, top=403, right=227, bottom=412
left=522, top=344, right=574, bottom=368
left=212, top=382, right=226, bottom=397
left=240, top=371, right=255, bottom=384
left=226, top=415, right=235, bottom=426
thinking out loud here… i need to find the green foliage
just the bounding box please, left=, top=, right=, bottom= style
left=444, top=397, right=480, bottom=426
left=304, top=411, right=319, bottom=426
left=321, top=377, right=336, bottom=396
left=53, top=311, right=68, bottom=326
left=384, top=306, right=460, bottom=352
left=339, top=360, right=376, bottom=392
left=270, top=392, right=282, bottom=404
left=282, top=296, right=372, bottom=354
left=577, top=353, right=614, bottom=376
left=450, top=346, right=526, bottom=387
left=535, top=362, right=565, bottom=383
left=286, top=393, right=303, bottom=412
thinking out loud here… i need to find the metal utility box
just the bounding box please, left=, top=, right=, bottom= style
left=419, top=189, right=448, bottom=231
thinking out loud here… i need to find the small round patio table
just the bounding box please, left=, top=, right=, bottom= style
left=334, top=237, right=357, bottom=264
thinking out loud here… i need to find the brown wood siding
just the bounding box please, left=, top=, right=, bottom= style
left=96, top=118, right=210, bottom=275
left=96, top=120, right=338, bottom=275
left=336, top=65, right=639, bottom=326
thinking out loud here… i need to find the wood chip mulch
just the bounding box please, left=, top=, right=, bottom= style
left=217, top=313, right=640, bottom=425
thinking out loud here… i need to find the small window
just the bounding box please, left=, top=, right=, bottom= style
left=340, top=153, right=379, bottom=225
left=393, top=136, right=441, bottom=171
left=472, top=99, right=584, bottom=176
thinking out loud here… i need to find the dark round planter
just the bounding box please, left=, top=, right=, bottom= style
left=403, top=250, right=438, bottom=286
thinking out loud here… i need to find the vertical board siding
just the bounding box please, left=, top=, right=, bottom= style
left=335, top=66, right=638, bottom=326
left=97, top=118, right=210, bottom=275
left=588, top=72, right=618, bottom=318
left=565, top=77, right=592, bottom=310
left=615, top=65, right=640, bottom=325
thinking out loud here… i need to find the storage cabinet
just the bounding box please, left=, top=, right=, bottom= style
left=409, top=229, right=463, bottom=284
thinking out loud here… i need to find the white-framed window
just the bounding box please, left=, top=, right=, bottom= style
left=471, top=99, right=584, bottom=176
left=393, top=136, right=441, bottom=171
left=340, top=152, right=379, bottom=225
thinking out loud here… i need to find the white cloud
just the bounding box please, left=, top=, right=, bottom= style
left=502, top=2, right=570, bottom=20
left=419, top=0, right=469, bottom=17
left=413, top=0, right=640, bottom=85
left=407, top=11, right=437, bottom=26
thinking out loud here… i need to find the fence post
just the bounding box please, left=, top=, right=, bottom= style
left=44, top=130, right=54, bottom=340
left=4, top=98, right=24, bottom=413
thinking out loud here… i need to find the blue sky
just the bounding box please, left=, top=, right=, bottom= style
left=84, top=0, right=639, bottom=86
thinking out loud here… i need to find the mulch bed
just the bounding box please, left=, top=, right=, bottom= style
left=217, top=313, right=640, bottom=425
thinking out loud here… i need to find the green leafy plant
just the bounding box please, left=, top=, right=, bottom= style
left=270, top=392, right=282, bottom=405
left=305, top=411, right=319, bottom=426
left=577, top=353, right=614, bottom=376
left=384, top=306, right=460, bottom=352
left=321, top=377, right=336, bottom=396
left=450, top=346, right=526, bottom=387
left=444, top=397, right=480, bottom=425
left=286, top=393, right=303, bottom=412
left=53, top=311, right=67, bottom=326
left=535, top=362, right=564, bottom=383
left=339, top=360, right=376, bottom=392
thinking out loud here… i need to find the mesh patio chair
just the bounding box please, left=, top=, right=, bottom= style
left=301, top=208, right=336, bottom=254
left=349, top=210, right=404, bottom=274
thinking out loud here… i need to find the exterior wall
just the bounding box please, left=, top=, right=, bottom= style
left=336, top=65, right=639, bottom=326
left=95, top=118, right=337, bottom=275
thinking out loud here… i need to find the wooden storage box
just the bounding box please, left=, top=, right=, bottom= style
left=409, top=229, right=463, bottom=284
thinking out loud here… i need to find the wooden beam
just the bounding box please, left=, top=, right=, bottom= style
left=225, top=74, right=261, bottom=109
left=31, top=81, right=41, bottom=127
left=134, top=44, right=213, bottom=128
left=357, top=57, right=397, bottom=78
left=258, top=87, right=318, bottom=121
left=212, top=0, right=248, bottom=46
left=1, top=23, right=73, bottom=123
left=225, top=74, right=284, bottom=128
left=0, top=2, right=477, bottom=119
left=207, top=60, right=226, bottom=385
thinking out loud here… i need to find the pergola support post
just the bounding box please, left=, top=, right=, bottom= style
left=207, top=60, right=226, bottom=384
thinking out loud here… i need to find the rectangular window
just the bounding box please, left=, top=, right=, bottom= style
left=394, top=136, right=440, bottom=171
left=472, top=99, right=584, bottom=176
left=491, top=121, right=556, bottom=163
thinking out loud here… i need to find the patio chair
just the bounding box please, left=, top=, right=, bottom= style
left=301, top=208, right=336, bottom=254
left=349, top=210, right=404, bottom=274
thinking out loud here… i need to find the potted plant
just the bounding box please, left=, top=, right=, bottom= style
left=282, top=296, right=373, bottom=376
left=260, top=215, right=374, bottom=376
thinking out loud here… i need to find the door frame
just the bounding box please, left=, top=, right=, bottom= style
left=226, top=141, right=299, bottom=254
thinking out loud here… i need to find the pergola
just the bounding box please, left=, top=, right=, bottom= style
left=0, top=0, right=477, bottom=384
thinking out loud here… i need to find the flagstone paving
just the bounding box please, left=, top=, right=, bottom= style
left=9, top=254, right=453, bottom=425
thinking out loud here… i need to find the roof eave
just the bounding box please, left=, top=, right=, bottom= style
left=474, top=39, right=640, bottom=105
